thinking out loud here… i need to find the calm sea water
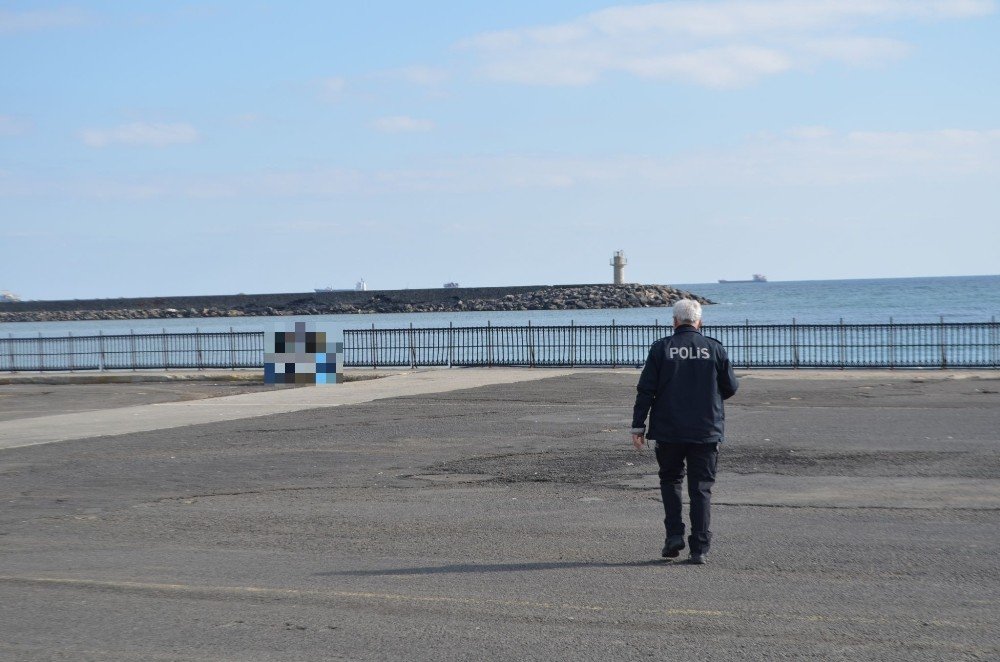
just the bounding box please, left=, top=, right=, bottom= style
left=2, top=275, right=998, bottom=339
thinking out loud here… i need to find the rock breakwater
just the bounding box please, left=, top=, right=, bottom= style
left=0, top=284, right=712, bottom=323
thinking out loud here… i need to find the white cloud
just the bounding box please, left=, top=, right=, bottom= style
left=370, top=116, right=435, bottom=133
left=320, top=77, right=347, bottom=101
left=0, top=7, right=91, bottom=33
left=391, top=65, right=449, bottom=86
left=801, top=36, right=910, bottom=65
left=232, top=113, right=263, bottom=127
left=585, top=0, right=994, bottom=37
left=460, top=0, right=996, bottom=87
left=648, top=126, right=1000, bottom=186
left=80, top=122, right=200, bottom=148
left=0, top=115, right=30, bottom=136
left=6, top=127, right=998, bottom=200
left=624, top=45, right=794, bottom=87
left=194, top=126, right=1000, bottom=190
left=786, top=126, right=834, bottom=140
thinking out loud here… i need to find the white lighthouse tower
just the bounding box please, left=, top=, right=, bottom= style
left=610, top=250, right=627, bottom=285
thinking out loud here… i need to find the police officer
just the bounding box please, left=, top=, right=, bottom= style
left=631, top=299, right=739, bottom=564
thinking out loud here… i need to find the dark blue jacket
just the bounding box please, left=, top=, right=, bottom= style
left=632, top=325, right=739, bottom=444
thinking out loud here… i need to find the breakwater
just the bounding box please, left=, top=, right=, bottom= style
left=0, top=284, right=712, bottom=323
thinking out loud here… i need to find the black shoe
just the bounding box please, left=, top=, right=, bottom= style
left=688, top=553, right=707, bottom=565
left=661, top=536, right=685, bottom=558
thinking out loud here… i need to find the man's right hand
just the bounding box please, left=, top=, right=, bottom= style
left=631, top=433, right=646, bottom=450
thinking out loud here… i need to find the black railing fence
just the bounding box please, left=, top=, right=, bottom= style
left=2, top=321, right=998, bottom=372
left=343, top=321, right=1000, bottom=369
left=0, top=330, right=263, bottom=372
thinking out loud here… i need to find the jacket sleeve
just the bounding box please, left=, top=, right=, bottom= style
left=632, top=342, right=661, bottom=429
left=717, top=345, right=739, bottom=400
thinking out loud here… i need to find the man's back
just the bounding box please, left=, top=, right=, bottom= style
left=632, top=325, right=738, bottom=444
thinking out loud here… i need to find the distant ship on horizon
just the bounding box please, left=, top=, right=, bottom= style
left=315, top=279, right=368, bottom=293
left=718, top=274, right=768, bottom=284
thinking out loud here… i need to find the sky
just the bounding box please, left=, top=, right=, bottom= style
left=1, top=0, right=999, bottom=299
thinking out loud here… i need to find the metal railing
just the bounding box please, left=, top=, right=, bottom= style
left=342, top=320, right=1000, bottom=369
left=0, top=329, right=262, bottom=372
left=2, top=320, right=998, bottom=371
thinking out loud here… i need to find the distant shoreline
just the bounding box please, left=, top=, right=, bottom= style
left=0, top=284, right=713, bottom=323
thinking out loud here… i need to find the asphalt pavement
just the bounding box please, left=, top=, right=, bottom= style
left=1, top=369, right=998, bottom=661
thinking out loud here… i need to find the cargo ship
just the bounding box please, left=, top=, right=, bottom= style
left=718, top=274, right=767, bottom=284
left=315, top=279, right=367, bottom=293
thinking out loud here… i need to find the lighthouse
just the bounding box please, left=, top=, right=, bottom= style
left=610, top=250, right=627, bottom=285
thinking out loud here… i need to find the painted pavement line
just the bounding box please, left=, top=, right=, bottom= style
left=0, top=575, right=981, bottom=632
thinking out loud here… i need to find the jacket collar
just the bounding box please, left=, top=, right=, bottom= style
left=674, top=324, right=701, bottom=334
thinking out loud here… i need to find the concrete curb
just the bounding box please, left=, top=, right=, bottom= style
left=3, top=367, right=997, bottom=386
left=0, top=369, right=406, bottom=385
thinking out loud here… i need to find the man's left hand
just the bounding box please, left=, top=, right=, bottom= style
left=631, top=433, right=646, bottom=450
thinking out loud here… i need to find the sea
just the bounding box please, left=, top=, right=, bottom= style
left=2, top=274, right=998, bottom=339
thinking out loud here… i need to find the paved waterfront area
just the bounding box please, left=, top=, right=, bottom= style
left=1, top=370, right=998, bottom=660
left=0, top=369, right=574, bottom=450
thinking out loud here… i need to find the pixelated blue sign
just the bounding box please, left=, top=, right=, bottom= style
left=264, top=321, right=343, bottom=384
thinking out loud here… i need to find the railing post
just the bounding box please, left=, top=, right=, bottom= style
left=486, top=321, right=493, bottom=368
left=744, top=319, right=750, bottom=370
left=528, top=320, right=535, bottom=368
left=195, top=327, right=203, bottom=370
left=791, top=318, right=799, bottom=369
left=98, top=331, right=105, bottom=372
left=162, top=328, right=169, bottom=371
left=229, top=326, right=236, bottom=371
left=6, top=333, right=14, bottom=372
left=130, top=329, right=137, bottom=371
left=838, top=318, right=845, bottom=370
left=992, top=316, right=998, bottom=370
left=68, top=332, right=75, bottom=372
left=37, top=332, right=44, bottom=373
left=408, top=322, right=416, bottom=369
left=939, top=315, right=947, bottom=369
left=888, top=317, right=895, bottom=370
left=448, top=321, right=454, bottom=368
left=570, top=320, right=576, bottom=368
left=371, top=323, right=378, bottom=370
left=611, top=319, right=617, bottom=368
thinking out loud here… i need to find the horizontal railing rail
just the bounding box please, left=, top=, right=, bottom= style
left=2, top=321, right=998, bottom=371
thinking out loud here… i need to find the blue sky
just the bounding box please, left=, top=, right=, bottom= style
left=2, top=0, right=999, bottom=299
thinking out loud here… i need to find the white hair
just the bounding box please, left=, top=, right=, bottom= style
left=672, top=299, right=702, bottom=325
